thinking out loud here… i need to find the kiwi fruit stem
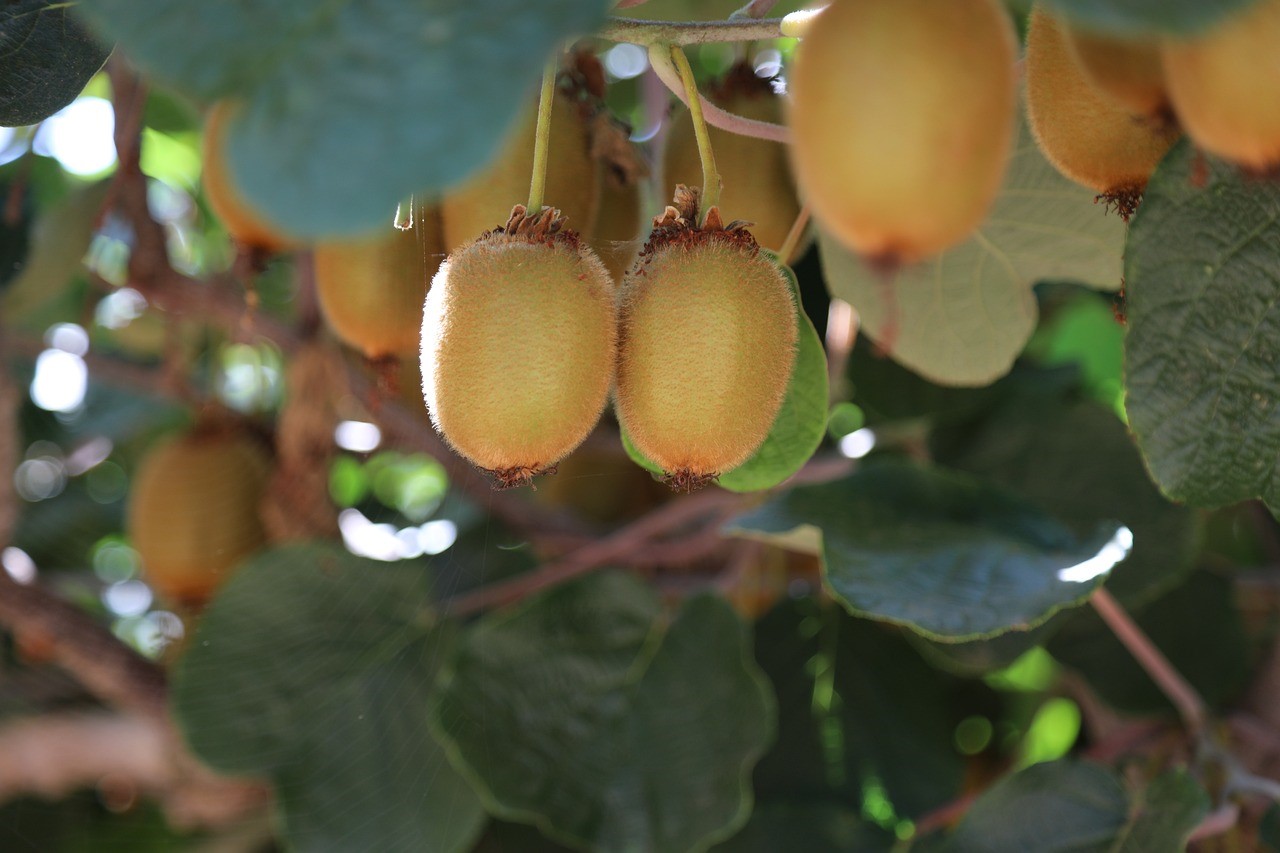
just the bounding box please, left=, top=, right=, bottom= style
left=668, top=45, right=721, bottom=217
left=527, top=58, right=560, bottom=212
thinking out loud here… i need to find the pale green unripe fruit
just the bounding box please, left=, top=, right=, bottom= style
left=1162, top=0, right=1280, bottom=169
left=788, top=0, right=1018, bottom=263
left=1027, top=7, right=1179, bottom=201
left=421, top=207, right=616, bottom=487
left=442, top=93, right=600, bottom=253
left=615, top=196, right=797, bottom=490
left=314, top=207, right=444, bottom=360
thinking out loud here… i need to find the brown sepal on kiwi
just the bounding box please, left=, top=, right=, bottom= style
left=488, top=463, right=558, bottom=491
left=661, top=468, right=719, bottom=494
left=632, top=185, right=757, bottom=277
left=1094, top=185, right=1144, bottom=221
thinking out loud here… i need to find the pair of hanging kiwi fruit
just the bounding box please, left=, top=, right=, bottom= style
left=202, top=54, right=800, bottom=492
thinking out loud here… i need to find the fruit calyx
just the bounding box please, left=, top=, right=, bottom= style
left=1095, top=185, right=1144, bottom=221
left=635, top=185, right=757, bottom=270
left=492, top=203, right=582, bottom=249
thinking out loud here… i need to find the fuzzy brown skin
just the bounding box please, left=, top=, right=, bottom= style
left=788, top=0, right=1018, bottom=263
left=616, top=189, right=798, bottom=488
left=1065, top=26, right=1170, bottom=121
left=202, top=102, right=298, bottom=253
left=664, top=63, right=801, bottom=255
left=441, top=93, right=600, bottom=253
left=1027, top=8, right=1180, bottom=195
left=127, top=427, right=271, bottom=606
left=1162, top=0, right=1280, bottom=169
left=314, top=206, right=444, bottom=359
left=421, top=206, right=616, bottom=488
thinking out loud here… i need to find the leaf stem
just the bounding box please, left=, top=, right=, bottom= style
left=666, top=45, right=720, bottom=216
left=526, top=57, right=558, bottom=213
left=1089, top=587, right=1208, bottom=735
left=777, top=202, right=811, bottom=262
left=647, top=45, right=790, bottom=143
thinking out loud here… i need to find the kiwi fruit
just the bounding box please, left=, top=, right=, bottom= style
left=442, top=91, right=600, bottom=253
left=664, top=62, right=801, bottom=254
left=314, top=205, right=444, bottom=360
left=421, top=206, right=616, bottom=488
left=1027, top=7, right=1180, bottom=212
left=787, top=0, right=1017, bottom=264
left=615, top=187, right=797, bottom=491
left=202, top=102, right=298, bottom=253
left=128, top=424, right=271, bottom=606
left=1162, top=0, right=1280, bottom=169
left=1064, top=25, right=1169, bottom=121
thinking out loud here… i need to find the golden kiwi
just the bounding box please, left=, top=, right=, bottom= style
left=1162, top=0, right=1280, bottom=169
left=314, top=206, right=444, bottom=360
left=128, top=425, right=270, bottom=606
left=202, top=102, right=298, bottom=253
left=442, top=92, right=600, bottom=252
left=665, top=62, right=801, bottom=254
left=421, top=206, right=616, bottom=488
left=1064, top=25, right=1169, bottom=120
left=615, top=188, right=797, bottom=491
left=1027, top=7, right=1179, bottom=210
left=787, top=0, right=1017, bottom=264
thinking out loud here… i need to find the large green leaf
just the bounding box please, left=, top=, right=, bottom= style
left=1043, top=0, right=1256, bottom=36
left=81, top=0, right=611, bottom=237
left=750, top=599, right=964, bottom=820
left=728, top=459, right=1125, bottom=641
left=1048, top=571, right=1251, bottom=714
left=1124, top=140, right=1280, bottom=512
left=0, top=2, right=109, bottom=127
left=171, top=543, right=485, bottom=853
left=943, top=761, right=1207, bottom=852
left=621, top=254, right=829, bottom=492
left=431, top=572, right=775, bottom=853
left=712, top=803, right=893, bottom=853
left=819, top=114, right=1125, bottom=387
left=932, top=395, right=1200, bottom=608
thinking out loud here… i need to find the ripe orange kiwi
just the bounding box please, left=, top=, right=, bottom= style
left=202, top=102, right=298, bottom=253
left=615, top=189, right=797, bottom=491
left=1063, top=25, right=1169, bottom=120
left=441, top=91, right=600, bottom=253
left=127, top=425, right=271, bottom=606
left=787, top=0, right=1017, bottom=264
left=314, top=205, right=444, bottom=360
left=665, top=62, right=800, bottom=254
left=1162, top=0, right=1280, bottom=169
left=421, top=206, right=616, bottom=488
left=1026, top=7, right=1179, bottom=208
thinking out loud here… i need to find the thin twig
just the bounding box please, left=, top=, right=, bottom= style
left=647, top=45, right=791, bottom=143
left=777, top=202, right=811, bottom=264
left=600, top=16, right=785, bottom=46
left=1090, top=587, right=1208, bottom=735
left=1187, top=803, right=1240, bottom=843
left=730, top=0, right=780, bottom=19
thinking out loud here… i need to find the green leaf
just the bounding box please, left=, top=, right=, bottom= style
left=431, top=572, right=775, bottom=853
left=80, top=0, right=611, bottom=237
left=727, top=458, right=1124, bottom=641
left=171, top=543, right=485, bottom=853
left=819, top=113, right=1125, bottom=387
left=943, top=762, right=1207, bottom=852
left=711, top=803, right=893, bottom=853
left=932, top=395, right=1200, bottom=608
left=620, top=255, right=829, bottom=492
left=1048, top=571, right=1251, bottom=714
left=0, top=2, right=109, bottom=127
left=1042, top=0, right=1256, bottom=36
left=719, top=256, right=829, bottom=492
left=1124, top=140, right=1280, bottom=512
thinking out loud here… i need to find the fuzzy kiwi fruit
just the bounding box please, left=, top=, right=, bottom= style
left=615, top=188, right=797, bottom=491
left=202, top=102, right=298, bottom=253
left=128, top=425, right=270, bottom=606
left=421, top=206, right=616, bottom=488
left=314, top=205, right=444, bottom=360
left=1162, top=0, right=1280, bottom=169
left=664, top=62, right=801, bottom=254
left=1027, top=7, right=1179, bottom=211
left=787, top=0, right=1017, bottom=264
left=1064, top=25, right=1169, bottom=120
left=442, top=92, right=600, bottom=252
